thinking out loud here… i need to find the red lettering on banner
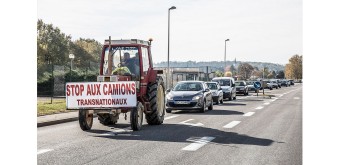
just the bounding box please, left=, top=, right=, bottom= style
left=121, top=84, right=125, bottom=95
left=125, top=83, right=131, bottom=95
left=96, top=84, right=101, bottom=95
left=103, top=84, right=108, bottom=95
left=131, top=83, right=136, bottom=95
left=77, top=99, right=80, bottom=105
left=70, top=85, right=75, bottom=96
left=66, top=85, right=71, bottom=96
left=75, top=85, right=80, bottom=96
left=80, top=85, right=84, bottom=96
left=108, top=84, right=113, bottom=95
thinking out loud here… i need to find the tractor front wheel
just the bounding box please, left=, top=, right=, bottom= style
left=79, top=110, right=93, bottom=131
left=146, top=76, right=165, bottom=125
left=131, top=102, right=144, bottom=131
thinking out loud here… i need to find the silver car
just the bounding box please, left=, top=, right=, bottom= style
left=206, top=82, right=224, bottom=104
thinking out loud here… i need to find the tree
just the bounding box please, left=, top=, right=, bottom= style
left=238, top=63, right=254, bottom=80
left=276, top=70, right=285, bottom=79
left=224, top=71, right=232, bottom=77
left=215, top=70, right=224, bottom=77
left=285, top=54, right=302, bottom=79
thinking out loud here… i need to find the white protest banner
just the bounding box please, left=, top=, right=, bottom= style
left=66, top=82, right=137, bottom=109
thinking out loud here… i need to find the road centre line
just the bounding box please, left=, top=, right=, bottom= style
left=263, top=102, right=270, bottom=105
left=243, top=112, right=255, bottom=116
left=182, top=136, right=215, bottom=151
left=255, top=106, right=264, bottom=110
left=223, top=121, right=241, bottom=128
left=293, top=97, right=300, bottom=99
left=180, top=119, right=194, bottom=123
left=165, top=115, right=179, bottom=120
left=179, top=119, right=204, bottom=127
left=37, top=149, right=53, bottom=155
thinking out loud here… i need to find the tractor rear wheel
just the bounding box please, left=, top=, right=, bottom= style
left=146, top=76, right=165, bottom=125
left=131, top=102, right=144, bottom=131
left=79, top=110, right=93, bottom=131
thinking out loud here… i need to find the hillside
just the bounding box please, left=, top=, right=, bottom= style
left=154, top=61, right=285, bottom=72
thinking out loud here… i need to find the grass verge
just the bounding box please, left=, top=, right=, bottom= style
left=37, top=99, right=69, bottom=116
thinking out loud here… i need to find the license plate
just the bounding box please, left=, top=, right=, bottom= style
left=176, top=101, right=189, bottom=104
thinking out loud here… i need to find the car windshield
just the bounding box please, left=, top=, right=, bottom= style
left=212, top=79, right=230, bottom=86
left=173, top=82, right=203, bottom=91
left=206, top=83, right=217, bottom=90
left=246, top=81, right=254, bottom=85
left=235, top=81, right=245, bottom=86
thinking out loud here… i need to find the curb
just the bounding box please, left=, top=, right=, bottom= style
left=37, top=117, right=79, bottom=127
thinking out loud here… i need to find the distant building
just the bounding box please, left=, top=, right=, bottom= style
left=154, top=67, right=217, bottom=89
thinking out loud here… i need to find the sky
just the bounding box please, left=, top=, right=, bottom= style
left=37, top=0, right=302, bottom=65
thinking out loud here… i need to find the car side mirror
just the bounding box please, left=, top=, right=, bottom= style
left=166, top=89, right=171, bottom=93
left=205, top=88, right=210, bottom=92
left=232, top=84, right=235, bottom=87
left=219, top=88, right=222, bottom=90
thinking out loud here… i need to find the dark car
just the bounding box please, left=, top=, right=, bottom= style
left=166, top=81, right=213, bottom=113
left=288, top=79, right=295, bottom=85
left=276, top=79, right=282, bottom=88
left=246, top=80, right=259, bottom=93
left=281, top=79, right=290, bottom=87
left=235, top=81, right=249, bottom=95
left=206, top=82, right=224, bottom=104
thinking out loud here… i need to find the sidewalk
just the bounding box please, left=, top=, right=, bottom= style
left=37, top=111, right=79, bottom=127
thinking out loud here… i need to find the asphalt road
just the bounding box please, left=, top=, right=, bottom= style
left=38, top=84, right=302, bottom=165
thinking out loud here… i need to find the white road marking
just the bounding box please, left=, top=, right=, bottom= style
left=255, top=106, right=264, bottom=110
left=294, top=97, right=300, bottom=99
left=101, top=127, right=132, bottom=136
left=182, top=136, right=215, bottom=151
left=243, top=112, right=255, bottom=116
left=263, top=102, right=270, bottom=105
left=165, top=115, right=179, bottom=120
left=223, top=121, right=241, bottom=128
left=179, top=119, right=204, bottom=127
left=270, top=98, right=278, bottom=102
left=37, top=149, right=53, bottom=155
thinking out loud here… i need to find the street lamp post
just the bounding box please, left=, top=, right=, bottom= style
left=224, top=39, right=230, bottom=72
left=167, top=6, right=176, bottom=89
left=69, top=54, right=75, bottom=82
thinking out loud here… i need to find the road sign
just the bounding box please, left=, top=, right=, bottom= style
left=254, top=81, right=261, bottom=89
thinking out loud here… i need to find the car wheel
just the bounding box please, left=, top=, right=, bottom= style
left=166, top=109, right=172, bottom=113
left=208, top=99, right=213, bottom=110
left=199, top=100, right=206, bottom=113
left=229, top=93, right=233, bottom=101
left=220, top=98, right=223, bottom=104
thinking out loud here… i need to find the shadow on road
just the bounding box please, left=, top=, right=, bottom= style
left=171, top=109, right=244, bottom=115
left=90, top=123, right=275, bottom=147
left=217, top=102, right=247, bottom=106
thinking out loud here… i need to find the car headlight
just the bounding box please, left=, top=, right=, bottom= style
left=192, top=95, right=203, bottom=100
left=166, top=95, right=173, bottom=100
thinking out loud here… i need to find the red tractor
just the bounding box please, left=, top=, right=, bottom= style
left=66, top=37, right=166, bottom=131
